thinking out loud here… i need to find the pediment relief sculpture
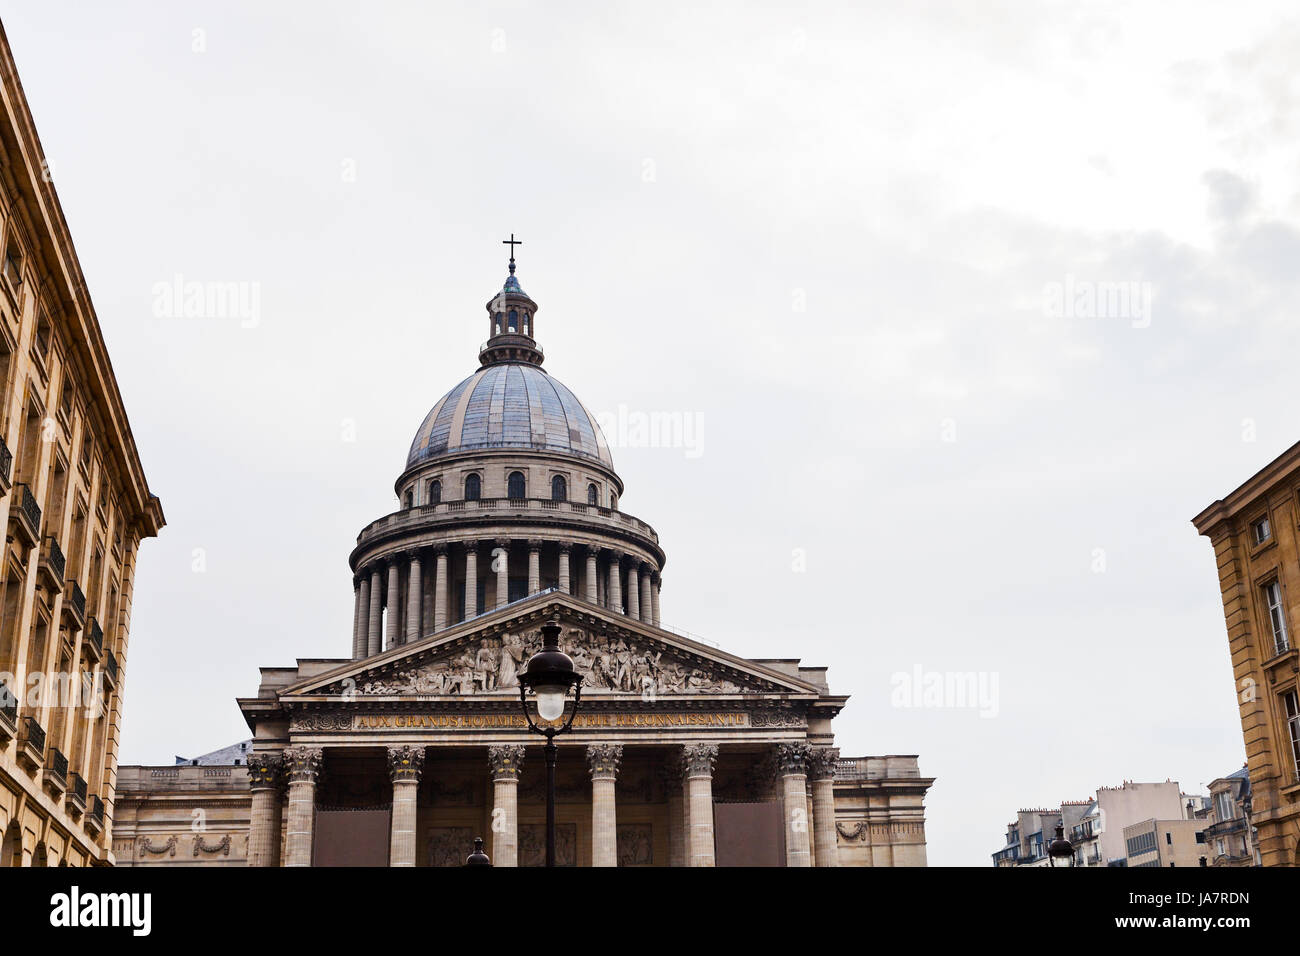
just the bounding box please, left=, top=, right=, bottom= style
left=345, top=624, right=768, bottom=698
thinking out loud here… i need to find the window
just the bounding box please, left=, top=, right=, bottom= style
left=2, top=239, right=21, bottom=288
left=551, top=475, right=567, bottom=501
left=1214, top=791, right=1233, bottom=824
left=1263, top=580, right=1289, bottom=654
left=429, top=479, right=441, bottom=505
left=507, top=471, right=525, bottom=499
left=508, top=310, right=518, bottom=332
left=610, top=495, right=617, bottom=511
left=587, top=483, right=598, bottom=506
left=1254, top=517, right=1272, bottom=545
left=404, top=490, right=413, bottom=509
left=1285, top=690, right=1300, bottom=781
left=465, top=474, right=481, bottom=501
left=494, top=313, right=502, bottom=335
left=523, top=313, right=530, bottom=336
left=1165, top=832, right=1172, bottom=845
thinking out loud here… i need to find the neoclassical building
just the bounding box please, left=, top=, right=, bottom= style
left=0, top=23, right=164, bottom=868
left=219, top=253, right=933, bottom=867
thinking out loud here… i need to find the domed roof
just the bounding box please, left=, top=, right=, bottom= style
left=406, top=363, right=614, bottom=470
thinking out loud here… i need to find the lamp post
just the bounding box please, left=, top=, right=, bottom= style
left=518, top=617, right=583, bottom=867
left=1047, top=822, right=1075, bottom=867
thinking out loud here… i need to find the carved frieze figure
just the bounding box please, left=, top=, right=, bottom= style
left=353, top=624, right=757, bottom=697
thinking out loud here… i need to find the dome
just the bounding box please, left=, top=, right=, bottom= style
left=406, top=362, right=614, bottom=470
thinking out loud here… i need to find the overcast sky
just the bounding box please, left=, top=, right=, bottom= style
left=4, top=1, right=1297, bottom=866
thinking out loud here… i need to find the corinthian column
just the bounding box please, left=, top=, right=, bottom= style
left=488, top=745, right=524, bottom=867
left=354, top=578, right=368, bottom=659
left=777, top=742, right=812, bottom=867
left=651, top=574, right=661, bottom=627
left=627, top=565, right=640, bottom=619
left=433, top=546, right=448, bottom=632
left=464, top=545, right=478, bottom=621
left=607, top=552, right=622, bottom=613
left=385, top=562, right=401, bottom=650
left=351, top=580, right=363, bottom=659
left=585, top=549, right=598, bottom=604
left=283, top=747, right=323, bottom=867
left=494, top=539, right=510, bottom=610
left=558, top=544, right=572, bottom=595
left=368, top=566, right=383, bottom=657
left=247, top=753, right=284, bottom=867
left=682, top=743, right=718, bottom=867
left=809, top=747, right=840, bottom=867
left=405, top=553, right=423, bottom=644
left=639, top=567, right=652, bottom=624
left=387, top=745, right=425, bottom=867
left=527, top=539, right=542, bottom=595
left=587, top=744, right=623, bottom=867
left=663, top=752, right=686, bottom=868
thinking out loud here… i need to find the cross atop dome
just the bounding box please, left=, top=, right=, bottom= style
left=482, top=237, right=543, bottom=368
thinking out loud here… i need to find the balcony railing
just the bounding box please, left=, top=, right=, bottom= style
left=43, top=536, right=65, bottom=580
left=358, top=496, right=661, bottom=549
left=19, top=714, right=45, bottom=754
left=85, top=618, right=104, bottom=659
left=104, top=648, right=118, bottom=686
left=87, top=795, right=104, bottom=832
left=0, top=434, right=11, bottom=491
left=70, top=772, right=87, bottom=804
left=0, top=680, right=15, bottom=723
left=64, top=579, right=86, bottom=627
left=47, top=746, right=68, bottom=784
left=9, top=482, right=40, bottom=546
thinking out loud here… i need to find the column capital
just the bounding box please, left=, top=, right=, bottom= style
left=247, top=752, right=283, bottom=792
left=681, top=743, right=718, bottom=778
left=603, top=548, right=623, bottom=562
left=432, top=543, right=449, bottom=557
left=586, top=743, right=624, bottom=780
left=808, top=747, right=840, bottom=781
left=775, top=742, right=811, bottom=777
left=557, top=541, right=572, bottom=554
left=525, top=538, right=544, bottom=551
left=283, top=746, right=323, bottom=784
left=387, top=745, right=425, bottom=783
left=489, top=744, right=525, bottom=781
left=493, top=538, right=511, bottom=551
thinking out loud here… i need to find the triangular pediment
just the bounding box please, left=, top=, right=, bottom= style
left=282, top=591, right=820, bottom=701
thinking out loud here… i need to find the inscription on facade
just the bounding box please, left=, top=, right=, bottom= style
left=341, top=711, right=754, bottom=730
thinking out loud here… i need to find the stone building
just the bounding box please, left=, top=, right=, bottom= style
left=1203, top=766, right=1257, bottom=866
left=0, top=23, right=165, bottom=868
left=192, top=252, right=932, bottom=867
left=1193, top=441, right=1300, bottom=867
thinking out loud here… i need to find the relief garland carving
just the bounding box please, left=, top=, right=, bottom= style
left=193, top=834, right=231, bottom=856
left=138, top=835, right=178, bottom=857
left=352, top=625, right=761, bottom=697
left=836, top=821, right=870, bottom=842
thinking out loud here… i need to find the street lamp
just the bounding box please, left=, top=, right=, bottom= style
left=1047, top=822, right=1075, bottom=867
left=518, top=617, right=583, bottom=867
left=465, top=837, right=492, bottom=867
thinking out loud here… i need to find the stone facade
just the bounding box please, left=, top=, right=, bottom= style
left=1193, top=441, right=1300, bottom=867
left=119, top=253, right=931, bottom=866
left=0, top=23, right=164, bottom=869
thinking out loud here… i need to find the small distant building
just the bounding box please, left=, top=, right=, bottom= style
left=994, top=781, right=1202, bottom=867
left=1203, top=766, right=1258, bottom=866
left=1123, top=818, right=1207, bottom=867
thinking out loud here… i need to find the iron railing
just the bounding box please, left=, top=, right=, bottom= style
left=86, top=618, right=104, bottom=657
left=68, top=580, right=86, bottom=620
left=43, top=536, right=65, bottom=580
left=88, top=795, right=104, bottom=826
left=0, top=434, right=11, bottom=485
left=48, top=746, right=68, bottom=783
left=0, top=681, right=16, bottom=722
left=105, top=649, right=118, bottom=685
left=14, top=482, right=40, bottom=533
left=70, top=772, right=87, bottom=804
left=19, top=715, right=45, bottom=754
